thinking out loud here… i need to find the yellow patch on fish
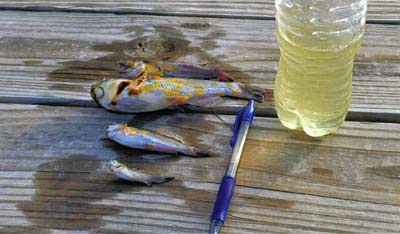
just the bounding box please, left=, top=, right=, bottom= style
left=121, top=125, right=151, bottom=136
left=159, top=63, right=175, bottom=71
left=123, top=125, right=138, bottom=135
left=167, top=96, right=189, bottom=105
left=125, top=76, right=208, bottom=98
left=123, top=60, right=136, bottom=68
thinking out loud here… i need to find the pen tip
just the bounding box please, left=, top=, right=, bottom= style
left=209, top=220, right=223, bottom=234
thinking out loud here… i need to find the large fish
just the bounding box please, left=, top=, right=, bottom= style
left=107, top=123, right=209, bottom=157
left=90, top=76, right=265, bottom=113
left=116, top=59, right=235, bottom=82
left=108, top=160, right=174, bottom=186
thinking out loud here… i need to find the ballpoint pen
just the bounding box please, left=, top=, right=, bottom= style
left=209, top=99, right=256, bottom=234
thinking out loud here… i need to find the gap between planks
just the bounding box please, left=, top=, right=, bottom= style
left=0, top=6, right=397, bottom=25
left=0, top=99, right=399, bottom=125
left=2, top=174, right=400, bottom=208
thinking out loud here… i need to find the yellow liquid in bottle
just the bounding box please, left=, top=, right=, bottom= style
left=274, top=26, right=362, bottom=137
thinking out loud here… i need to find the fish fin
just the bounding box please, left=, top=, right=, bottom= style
left=144, top=143, right=158, bottom=151
left=166, top=96, right=189, bottom=105
left=112, top=97, right=148, bottom=113
left=146, top=176, right=175, bottom=186
left=236, top=84, right=267, bottom=103
left=187, top=96, right=226, bottom=108
left=171, top=105, right=186, bottom=113
left=116, top=60, right=143, bottom=79
left=130, top=168, right=174, bottom=186
left=215, top=68, right=235, bottom=82
left=140, top=129, right=209, bottom=157
left=145, top=129, right=186, bottom=144
left=193, top=151, right=210, bottom=157
left=182, top=146, right=210, bottom=157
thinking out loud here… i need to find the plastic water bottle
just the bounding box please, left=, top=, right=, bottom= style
left=274, top=0, right=367, bottom=137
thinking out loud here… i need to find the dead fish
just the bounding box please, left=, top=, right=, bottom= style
left=107, top=123, right=209, bottom=157
left=90, top=76, right=266, bottom=113
left=108, top=160, right=174, bottom=186
left=116, top=59, right=235, bottom=82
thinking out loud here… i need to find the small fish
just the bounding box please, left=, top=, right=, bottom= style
left=107, top=123, right=209, bottom=157
left=116, top=59, right=235, bottom=82
left=108, top=160, right=174, bottom=186
left=90, top=76, right=266, bottom=113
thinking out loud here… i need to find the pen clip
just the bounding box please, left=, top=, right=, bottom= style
left=230, top=100, right=255, bottom=147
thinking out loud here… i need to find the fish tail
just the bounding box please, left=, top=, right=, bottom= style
left=145, top=176, right=175, bottom=186
left=230, top=83, right=267, bottom=103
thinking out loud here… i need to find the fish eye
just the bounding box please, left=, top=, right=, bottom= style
left=94, top=86, right=105, bottom=99
left=116, top=81, right=130, bottom=95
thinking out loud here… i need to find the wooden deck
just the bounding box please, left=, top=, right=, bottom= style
left=0, top=2, right=399, bottom=234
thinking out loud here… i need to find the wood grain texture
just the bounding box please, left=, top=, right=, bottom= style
left=0, top=11, right=399, bottom=121
left=0, top=0, right=398, bottom=22
left=1, top=104, right=400, bottom=233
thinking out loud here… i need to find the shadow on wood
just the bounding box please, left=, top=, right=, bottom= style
left=6, top=109, right=231, bottom=232
left=14, top=154, right=149, bottom=232
left=47, top=24, right=273, bottom=105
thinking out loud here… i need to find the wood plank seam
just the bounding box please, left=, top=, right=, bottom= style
left=1, top=99, right=400, bottom=124
left=0, top=6, right=276, bottom=20
left=0, top=6, right=398, bottom=25
left=2, top=167, right=400, bottom=207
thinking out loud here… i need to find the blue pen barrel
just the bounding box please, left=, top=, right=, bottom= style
left=211, top=176, right=236, bottom=222
left=209, top=100, right=255, bottom=234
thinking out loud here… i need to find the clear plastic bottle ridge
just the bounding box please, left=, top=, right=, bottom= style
left=274, top=0, right=367, bottom=137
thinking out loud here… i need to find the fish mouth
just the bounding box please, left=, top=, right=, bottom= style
left=116, top=61, right=134, bottom=76
left=107, top=160, right=119, bottom=171
left=116, top=60, right=145, bottom=78
left=90, top=84, right=104, bottom=107
left=106, top=123, right=124, bottom=138
left=116, top=62, right=131, bottom=72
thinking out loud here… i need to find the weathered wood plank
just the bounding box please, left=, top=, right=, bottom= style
left=1, top=104, right=400, bottom=233
left=0, top=0, right=397, bottom=22
left=0, top=11, right=399, bottom=121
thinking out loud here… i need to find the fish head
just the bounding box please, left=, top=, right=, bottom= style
left=106, top=123, right=126, bottom=138
left=107, top=160, right=125, bottom=172
left=91, top=79, right=136, bottom=111
left=116, top=59, right=146, bottom=78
